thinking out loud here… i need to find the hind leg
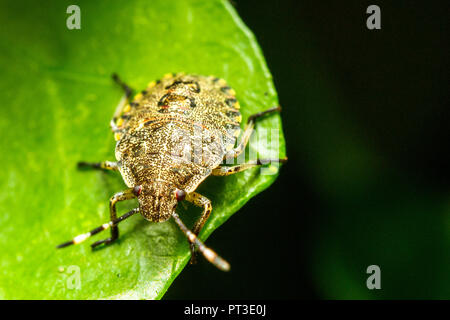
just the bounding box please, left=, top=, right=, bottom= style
left=110, top=73, right=135, bottom=132
left=224, top=106, right=281, bottom=160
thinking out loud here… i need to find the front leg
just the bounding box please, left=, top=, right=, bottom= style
left=91, top=188, right=137, bottom=249
left=185, top=192, right=213, bottom=264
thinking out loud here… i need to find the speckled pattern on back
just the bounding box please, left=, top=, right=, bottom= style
left=113, top=73, right=242, bottom=221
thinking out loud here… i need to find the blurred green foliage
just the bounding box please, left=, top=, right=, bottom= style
left=242, top=1, right=450, bottom=299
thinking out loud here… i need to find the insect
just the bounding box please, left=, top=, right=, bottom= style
left=57, top=72, right=286, bottom=271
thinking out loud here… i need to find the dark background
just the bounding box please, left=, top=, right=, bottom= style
left=165, top=0, right=449, bottom=299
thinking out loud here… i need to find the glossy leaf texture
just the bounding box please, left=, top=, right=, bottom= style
left=0, top=0, right=285, bottom=299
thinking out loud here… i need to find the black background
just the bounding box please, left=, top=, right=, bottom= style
left=165, top=0, right=449, bottom=299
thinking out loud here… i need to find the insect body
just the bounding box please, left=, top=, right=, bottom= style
left=57, top=73, right=285, bottom=271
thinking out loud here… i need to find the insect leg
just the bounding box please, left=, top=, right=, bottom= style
left=112, top=73, right=134, bottom=99
left=56, top=208, right=138, bottom=249
left=90, top=188, right=138, bottom=249
left=185, top=192, right=213, bottom=264
left=212, top=158, right=288, bottom=176
left=77, top=161, right=119, bottom=171
left=110, top=73, right=134, bottom=132
left=172, top=211, right=230, bottom=272
left=224, top=105, right=281, bottom=159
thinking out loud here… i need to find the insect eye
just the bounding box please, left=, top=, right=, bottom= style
left=133, top=185, right=142, bottom=196
left=175, top=189, right=186, bottom=202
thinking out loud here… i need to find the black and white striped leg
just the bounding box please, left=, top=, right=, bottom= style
left=56, top=208, right=139, bottom=249
left=90, top=188, right=138, bottom=249
left=172, top=211, right=230, bottom=272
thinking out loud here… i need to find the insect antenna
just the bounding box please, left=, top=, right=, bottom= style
left=56, top=208, right=139, bottom=248
left=172, top=211, right=230, bottom=272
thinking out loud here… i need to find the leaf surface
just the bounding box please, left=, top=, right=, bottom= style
left=0, top=0, right=285, bottom=299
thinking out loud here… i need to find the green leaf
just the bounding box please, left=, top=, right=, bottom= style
left=0, top=0, right=285, bottom=299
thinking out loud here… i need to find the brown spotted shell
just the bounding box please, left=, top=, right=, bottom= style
left=113, top=73, right=242, bottom=220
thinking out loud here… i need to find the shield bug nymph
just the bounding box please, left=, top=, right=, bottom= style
left=57, top=72, right=286, bottom=271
